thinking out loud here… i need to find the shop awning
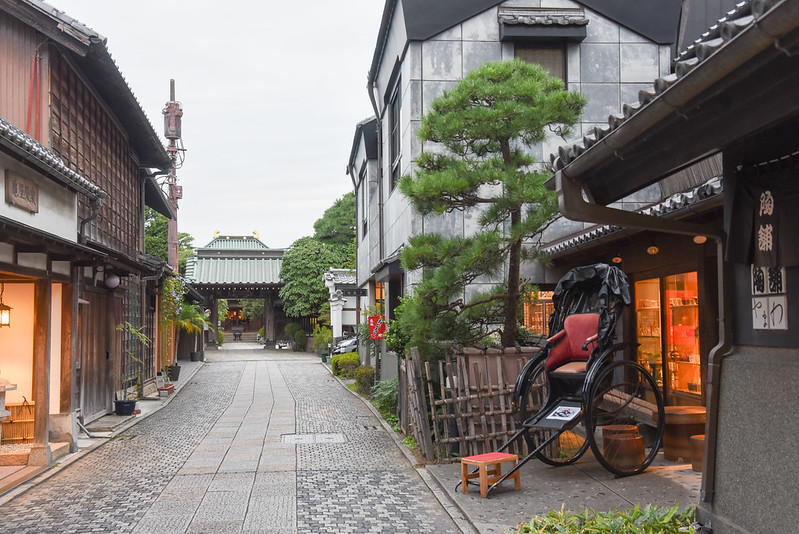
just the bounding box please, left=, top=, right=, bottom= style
left=0, top=216, right=107, bottom=262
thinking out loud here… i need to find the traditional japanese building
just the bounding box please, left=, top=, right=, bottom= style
left=185, top=234, right=287, bottom=345
left=546, top=1, right=799, bottom=530
left=0, top=0, right=174, bottom=475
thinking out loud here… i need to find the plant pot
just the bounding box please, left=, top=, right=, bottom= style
left=168, top=364, right=181, bottom=381
left=190, top=351, right=200, bottom=362
left=114, top=399, right=136, bottom=416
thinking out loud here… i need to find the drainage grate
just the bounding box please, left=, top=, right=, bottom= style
left=282, top=433, right=347, bottom=444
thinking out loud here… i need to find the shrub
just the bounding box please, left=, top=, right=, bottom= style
left=284, top=322, right=302, bottom=340
left=372, top=377, right=398, bottom=418
left=217, top=329, right=224, bottom=346
left=312, top=324, right=333, bottom=353
left=354, top=365, right=375, bottom=396
left=293, top=329, right=306, bottom=351
left=258, top=327, right=265, bottom=338
left=331, top=352, right=360, bottom=378
left=513, top=505, right=695, bottom=534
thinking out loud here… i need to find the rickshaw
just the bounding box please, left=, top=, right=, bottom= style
left=486, top=263, right=665, bottom=495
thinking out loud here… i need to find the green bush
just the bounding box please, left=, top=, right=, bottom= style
left=372, top=377, right=398, bottom=418
left=513, top=505, right=695, bottom=534
left=331, top=352, right=360, bottom=378
left=285, top=322, right=302, bottom=340
left=293, top=329, right=306, bottom=351
left=312, top=324, right=333, bottom=353
left=354, top=365, right=375, bottom=396
left=258, top=327, right=265, bottom=338
left=217, top=329, right=224, bottom=346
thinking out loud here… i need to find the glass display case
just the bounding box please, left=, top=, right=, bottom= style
left=635, top=272, right=702, bottom=399
left=635, top=279, right=662, bottom=386
left=664, top=272, right=701, bottom=396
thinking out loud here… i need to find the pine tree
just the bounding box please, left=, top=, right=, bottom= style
left=398, top=59, right=585, bottom=353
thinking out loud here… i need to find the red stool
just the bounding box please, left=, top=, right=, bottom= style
left=461, top=452, right=521, bottom=498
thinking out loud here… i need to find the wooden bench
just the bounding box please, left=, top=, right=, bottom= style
left=461, top=452, right=521, bottom=498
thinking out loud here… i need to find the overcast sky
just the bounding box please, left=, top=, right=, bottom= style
left=52, top=1, right=384, bottom=249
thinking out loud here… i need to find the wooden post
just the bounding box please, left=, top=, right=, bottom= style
left=29, top=279, right=52, bottom=466
left=424, top=360, right=440, bottom=460
left=60, top=283, right=73, bottom=414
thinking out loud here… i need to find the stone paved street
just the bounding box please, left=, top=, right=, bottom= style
left=0, top=345, right=462, bottom=533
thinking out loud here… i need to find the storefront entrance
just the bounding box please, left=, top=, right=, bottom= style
left=635, top=271, right=702, bottom=405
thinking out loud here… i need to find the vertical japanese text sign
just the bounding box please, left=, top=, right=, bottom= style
left=368, top=315, right=386, bottom=340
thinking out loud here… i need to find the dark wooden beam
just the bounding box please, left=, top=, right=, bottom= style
left=60, top=283, right=73, bottom=414
left=29, top=279, right=52, bottom=465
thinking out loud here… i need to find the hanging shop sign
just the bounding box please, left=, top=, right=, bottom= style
left=4, top=171, right=38, bottom=213
left=367, top=315, right=386, bottom=340
left=727, top=169, right=799, bottom=267
left=751, top=265, right=787, bottom=330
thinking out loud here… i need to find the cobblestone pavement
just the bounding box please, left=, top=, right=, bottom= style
left=0, top=348, right=462, bottom=533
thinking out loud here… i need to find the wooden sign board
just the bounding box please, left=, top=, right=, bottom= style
left=5, top=170, right=39, bottom=213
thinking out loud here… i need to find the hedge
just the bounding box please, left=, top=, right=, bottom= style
left=331, top=352, right=360, bottom=378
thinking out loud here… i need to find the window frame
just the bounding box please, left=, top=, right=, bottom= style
left=388, top=80, right=402, bottom=190
left=514, top=43, right=568, bottom=83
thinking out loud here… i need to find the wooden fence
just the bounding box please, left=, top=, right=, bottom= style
left=400, top=347, right=540, bottom=462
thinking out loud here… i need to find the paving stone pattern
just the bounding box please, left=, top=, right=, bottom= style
left=285, top=362, right=460, bottom=533
left=0, top=353, right=462, bottom=533
left=0, top=362, right=244, bottom=534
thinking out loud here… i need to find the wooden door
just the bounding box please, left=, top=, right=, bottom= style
left=79, top=290, right=111, bottom=422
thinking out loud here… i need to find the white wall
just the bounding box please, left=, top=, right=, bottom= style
left=0, top=155, right=78, bottom=242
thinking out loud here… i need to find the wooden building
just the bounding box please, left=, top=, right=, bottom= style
left=0, top=0, right=173, bottom=469
left=547, top=1, right=799, bottom=531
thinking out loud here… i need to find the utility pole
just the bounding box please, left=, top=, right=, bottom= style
left=163, top=79, right=184, bottom=271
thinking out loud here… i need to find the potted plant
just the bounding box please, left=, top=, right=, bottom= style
left=157, top=364, right=175, bottom=396
left=176, top=303, right=209, bottom=362
left=161, top=275, right=188, bottom=380
left=114, top=322, right=150, bottom=415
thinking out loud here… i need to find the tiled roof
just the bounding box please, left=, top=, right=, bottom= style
left=14, top=0, right=170, bottom=170
left=550, top=0, right=760, bottom=173
left=498, top=7, right=588, bottom=27
left=543, top=177, right=722, bottom=257
left=0, top=115, right=105, bottom=200
left=323, top=269, right=356, bottom=286
left=202, top=236, right=271, bottom=251
left=185, top=256, right=282, bottom=285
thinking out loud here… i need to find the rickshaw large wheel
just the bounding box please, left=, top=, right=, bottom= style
left=585, top=360, right=664, bottom=476
left=518, top=361, right=589, bottom=466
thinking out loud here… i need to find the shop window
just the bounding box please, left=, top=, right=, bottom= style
left=635, top=272, right=701, bottom=401
left=523, top=290, right=554, bottom=336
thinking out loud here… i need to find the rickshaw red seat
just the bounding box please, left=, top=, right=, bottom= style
left=545, top=313, right=600, bottom=371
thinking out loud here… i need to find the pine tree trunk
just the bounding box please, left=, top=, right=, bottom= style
left=502, top=209, right=521, bottom=347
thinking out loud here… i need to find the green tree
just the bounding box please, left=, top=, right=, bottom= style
left=399, top=59, right=585, bottom=352
left=144, top=207, right=195, bottom=275
left=240, top=299, right=264, bottom=322
left=279, top=236, right=345, bottom=318
left=313, top=192, right=355, bottom=247
left=217, top=299, right=229, bottom=326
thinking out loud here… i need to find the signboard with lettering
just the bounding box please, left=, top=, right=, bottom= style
left=751, top=265, right=788, bottom=330
left=367, top=315, right=386, bottom=340
left=4, top=171, right=39, bottom=213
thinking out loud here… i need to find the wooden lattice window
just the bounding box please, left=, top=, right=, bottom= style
left=49, top=50, right=141, bottom=259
